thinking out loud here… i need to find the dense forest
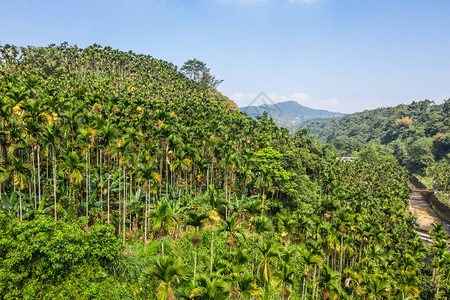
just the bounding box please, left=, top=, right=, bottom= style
left=303, top=101, right=450, bottom=195
left=0, top=44, right=449, bottom=299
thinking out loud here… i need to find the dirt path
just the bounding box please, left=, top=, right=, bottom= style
left=409, top=190, right=450, bottom=235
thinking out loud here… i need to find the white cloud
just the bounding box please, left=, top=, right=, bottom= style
left=217, top=0, right=267, bottom=2
left=217, top=0, right=316, bottom=3
left=289, top=0, right=317, bottom=2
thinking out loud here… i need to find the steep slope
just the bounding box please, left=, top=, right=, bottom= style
left=302, top=99, right=450, bottom=173
left=0, top=43, right=302, bottom=217
left=0, top=44, right=447, bottom=300
left=240, top=100, right=343, bottom=129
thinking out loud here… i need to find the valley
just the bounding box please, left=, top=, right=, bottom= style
left=0, top=44, right=448, bottom=299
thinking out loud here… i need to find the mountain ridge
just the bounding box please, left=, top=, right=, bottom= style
left=240, top=100, right=344, bottom=130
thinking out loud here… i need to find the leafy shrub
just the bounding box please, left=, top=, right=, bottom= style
left=0, top=216, right=125, bottom=299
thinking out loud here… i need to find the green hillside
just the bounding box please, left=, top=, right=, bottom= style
left=0, top=44, right=448, bottom=299
left=303, top=100, right=450, bottom=171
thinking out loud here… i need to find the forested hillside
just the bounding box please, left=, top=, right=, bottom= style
left=0, top=44, right=448, bottom=299
left=303, top=100, right=450, bottom=190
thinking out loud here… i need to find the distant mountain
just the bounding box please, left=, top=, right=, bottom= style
left=240, top=100, right=344, bottom=130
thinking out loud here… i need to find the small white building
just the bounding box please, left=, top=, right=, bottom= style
left=338, top=157, right=357, bottom=161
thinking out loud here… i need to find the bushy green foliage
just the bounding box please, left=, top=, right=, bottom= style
left=304, top=99, right=450, bottom=175
left=0, top=213, right=130, bottom=299
left=427, top=159, right=450, bottom=200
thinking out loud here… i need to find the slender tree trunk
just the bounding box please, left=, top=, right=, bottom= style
left=189, top=172, right=192, bottom=195
left=225, top=172, right=228, bottom=220
left=165, top=155, right=169, bottom=193
left=86, top=150, right=89, bottom=218
left=144, top=190, right=148, bottom=250
left=19, top=187, right=22, bottom=222
left=129, top=172, right=132, bottom=232
left=123, top=165, right=126, bottom=244
left=53, top=151, right=57, bottom=220
left=210, top=225, right=215, bottom=275
left=262, top=188, right=265, bottom=215
left=118, top=160, right=121, bottom=235
left=312, top=264, right=317, bottom=298
left=435, top=277, right=441, bottom=300
left=211, top=160, right=214, bottom=186
left=302, top=276, right=306, bottom=300
left=100, top=149, right=103, bottom=221
left=29, top=177, right=32, bottom=210
left=0, top=148, right=2, bottom=208
left=46, top=147, right=49, bottom=178
left=315, top=267, right=321, bottom=300
left=193, top=244, right=198, bottom=285
left=359, top=241, right=363, bottom=263
left=107, top=170, right=110, bottom=224
left=339, top=233, right=344, bottom=294
left=32, top=151, right=36, bottom=209
left=252, top=230, right=255, bottom=275
left=160, top=156, right=163, bottom=197
left=206, top=165, right=210, bottom=190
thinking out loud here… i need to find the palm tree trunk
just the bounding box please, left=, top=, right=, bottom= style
left=86, top=150, right=89, bottom=218
left=210, top=225, right=215, bottom=275
left=160, top=156, right=164, bottom=197
left=100, top=149, right=103, bottom=221
left=262, top=188, right=265, bottom=215
left=46, top=147, right=49, bottom=178
left=107, top=169, right=110, bottom=223
left=225, top=172, right=228, bottom=220
left=435, top=277, right=441, bottom=299
left=144, top=190, right=148, bottom=250
left=53, top=151, right=57, bottom=220
left=252, top=230, right=255, bottom=275
left=189, top=172, right=192, bottom=195
left=339, top=233, right=344, bottom=294
left=37, top=145, right=41, bottom=207
left=211, top=160, right=214, bottom=186
left=118, top=159, right=121, bottom=235
left=129, top=172, right=132, bottom=232
left=29, top=177, right=32, bottom=210
left=312, top=264, right=317, bottom=298
left=206, top=165, right=210, bottom=190
left=19, top=188, right=22, bottom=222
left=32, top=151, right=36, bottom=209
left=302, top=276, right=306, bottom=300
left=193, top=244, right=198, bottom=284
left=339, top=233, right=344, bottom=293
left=165, top=155, right=169, bottom=192
left=359, top=241, right=363, bottom=263
left=123, top=166, right=126, bottom=244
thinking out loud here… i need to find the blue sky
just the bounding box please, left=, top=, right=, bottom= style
left=2, top=0, right=450, bottom=113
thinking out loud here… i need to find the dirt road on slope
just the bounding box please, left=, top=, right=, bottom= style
left=409, top=190, right=450, bottom=235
